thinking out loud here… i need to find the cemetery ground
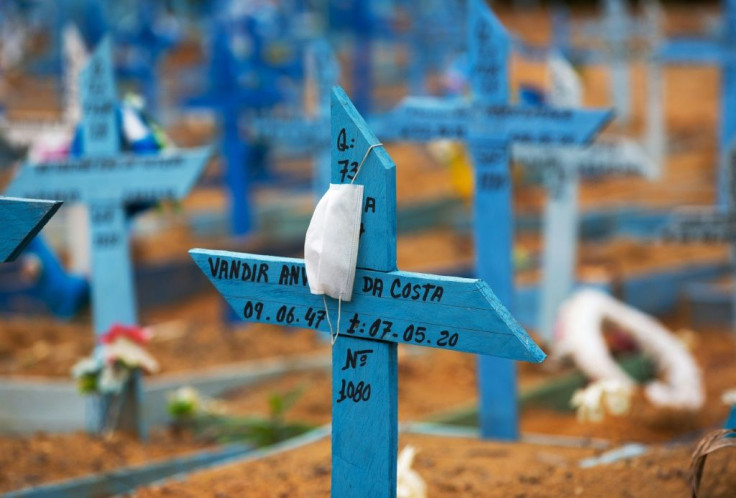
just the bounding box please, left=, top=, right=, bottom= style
left=2, top=317, right=735, bottom=493
left=3, top=3, right=736, bottom=497
left=131, top=434, right=736, bottom=497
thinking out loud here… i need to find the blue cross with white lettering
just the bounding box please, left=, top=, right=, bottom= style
left=192, top=86, right=544, bottom=498
left=657, top=0, right=736, bottom=208
left=0, top=197, right=61, bottom=263
left=4, top=39, right=211, bottom=439
left=371, top=0, right=612, bottom=440
left=249, top=40, right=338, bottom=198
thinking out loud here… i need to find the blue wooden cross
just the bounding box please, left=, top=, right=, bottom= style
left=513, top=54, right=655, bottom=343
left=183, top=22, right=283, bottom=236
left=0, top=197, right=62, bottom=263
left=113, top=0, right=180, bottom=114
left=249, top=40, right=339, bottom=199
left=662, top=139, right=736, bottom=332
left=405, top=0, right=466, bottom=96
left=192, top=86, right=544, bottom=498
left=370, top=0, right=611, bottom=440
left=4, top=39, right=211, bottom=438
left=657, top=0, right=736, bottom=208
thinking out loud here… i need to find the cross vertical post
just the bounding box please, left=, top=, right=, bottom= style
left=330, top=89, right=398, bottom=497
left=191, top=86, right=544, bottom=497
left=5, top=39, right=211, bottom=438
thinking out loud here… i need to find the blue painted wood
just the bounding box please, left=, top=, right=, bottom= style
left=371, top=0, right=610, bottom=440
left=0, top=197, right=62, bottom=263
left=183, top=22, right=284, bottom=236
left=112, top=0, right=179, bottom=113
left=192, top=86, right=544, bottom=497
left=250, top=40, right=338, bottom=199
left=4, top=38, right=211, bottom=439
left=656, top=0, right=736, bottom=208
left=726, top=405, right=736, bottom=429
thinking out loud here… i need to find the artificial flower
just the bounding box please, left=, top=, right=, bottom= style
left=396, top=445, right=426, bottom=498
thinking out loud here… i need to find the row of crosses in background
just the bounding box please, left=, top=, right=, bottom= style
left=181, top=16, right=304, bottom=236
left=249, top=40, right=339, bottom=201
left=656, top=0, right=736, bottom=210
left=370, top=0, right=612, bottom=439
left=4, top=39, right=212, bottom=439
left=552, top=0, right=655, bottom=126
left=193, top=85, right=546, bottom=498
left=663, top=138, right=736, bottom=332
left=512, top=53, right=657, bottom=343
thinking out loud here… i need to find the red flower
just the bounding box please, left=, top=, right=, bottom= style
left=100, top=324, right=151, bottom=345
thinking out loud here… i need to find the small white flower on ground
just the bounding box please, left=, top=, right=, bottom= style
left=396, top=445, right=426, bottom=498
left=168, top=386, right=202, bottom=415
left=571, top=379, right=632, bottom=423
left=571, top=383, right=605, bottom=423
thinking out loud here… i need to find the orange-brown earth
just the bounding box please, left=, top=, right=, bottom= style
left=132, top=433, right=736, bottom=497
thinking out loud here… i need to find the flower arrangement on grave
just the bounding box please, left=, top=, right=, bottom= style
left=71, top=324, right=159, bottom=395
left=166, top=386, right=315, bottom=447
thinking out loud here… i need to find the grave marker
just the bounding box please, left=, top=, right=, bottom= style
left=0, top=197, right=62, bottom=263
left=5, top=39, right=211, bottom=438
left=513, top=54, right=655, bottom=343
left=192, top=86, right=544, bottom=498
left=184, top=23, right=282, bottom=236
left=249, top=40, right=339, bottom=198
left=656, top=0, right=736, bottom=207
left=371, top=0, right=612, bottom=439
left=114, top=0, right=178, bottom=114
left=662, top=140, right=736, bottom=332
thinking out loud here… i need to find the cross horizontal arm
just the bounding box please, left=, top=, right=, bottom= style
left=6, top=147, right=211, bottom=204
left=656, top=38, right=727, bottom=64
left=662, top=209, right=736, bottom=242
left=512, top=138, right=656, bottom=179
left=191, top=249, right=545, bottom=362
left=374, top=98, right=612, bottom=144
left=249, top=116, right=328, bottom=144
left=0, top=197, right=62, bottom=262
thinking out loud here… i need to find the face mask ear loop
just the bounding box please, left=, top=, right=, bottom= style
left=334, top=297, right=342, bottom=346
left=322, top=294, right=343, bottom=345
left=351, top=143, right=384, bottom=185
left=322, top=295, right=335, bottom=344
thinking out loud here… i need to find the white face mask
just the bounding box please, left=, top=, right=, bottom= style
left=304, top=183, right=364, bottom=302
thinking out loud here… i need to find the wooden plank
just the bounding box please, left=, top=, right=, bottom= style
left=0, top=197, right=62, bottom=262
